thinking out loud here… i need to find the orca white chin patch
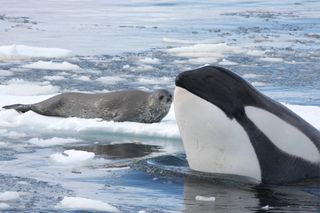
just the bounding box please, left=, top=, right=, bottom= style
left=174, top=87, right=261, bottom=181
left=245, top=106, right=320, bottom=163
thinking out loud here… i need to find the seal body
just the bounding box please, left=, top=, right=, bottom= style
left=174, top=66, right=320, bottom=184
left=3, top=89, right=172, bottom=123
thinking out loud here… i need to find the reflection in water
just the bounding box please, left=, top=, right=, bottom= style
left=183, top=178, right=258, bottom=213
left=183, top=177, right=320, bottom=213
left=133, top=155, right=320, bottom=213
left=72, top=143, right=161, bottom=159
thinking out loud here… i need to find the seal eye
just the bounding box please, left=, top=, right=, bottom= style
left=159, top=95, right=164, bottom=100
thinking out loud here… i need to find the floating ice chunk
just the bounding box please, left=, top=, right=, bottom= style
left=4, top=131, right=26, bottom=138
left=28, top=137, right=79, bottom=147
left=136, top=77, right=172, bottom=85
left=96, top=76, right=126, bottom=85
left=0, top=70, right=13, bottom=77
left=139, top=57, right=160, bottom=64
left=163, top=37, right=222, bottom=44
left=163, top=37, right=201, bottom=44
left=132, top=64, right=154, bottom=72
left=259, top=57, right=283, bottom=62
left=76, top=76, right=91, bottom=81
left=242, top=73, right=263, bottom=79
left=17, top=181, right=29, bottom=185
left=168, top=43, right=242, bottom=57
left=218, top=59, right=238, bottom=66
left=57, top=196, right=119, bottom=212
left=188, top=57, right=218, bottom=64
left=261, top=205, right=271, bottom=210
left=0, top=45, right=73, bottom=59
left=251, top=81, right=267, bottom=87
left=168, top=43, right=242, bottom=64
left=122, top=64, right=130, bottom=69
left=246, top=50, right=266, bottom=56
left=0, top=79, right=59, bottom=95
left=50, top=149, right=95, bottom=165
left=195, top=195, right=216, bottom=202
left=0, top=191, right=21, bottom=201
left=43, top=75, right=65, bottom=81
left=0, top=203, right=9, bottom=209
left=23, top=61, right=81, bottom=71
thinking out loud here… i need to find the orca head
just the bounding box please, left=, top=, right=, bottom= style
left=174, top=66, right=262, bottom=180
left=175, top=66, right=257, bottom=119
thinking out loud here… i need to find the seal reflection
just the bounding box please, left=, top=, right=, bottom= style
left=71, top=143, right=161, bottom=159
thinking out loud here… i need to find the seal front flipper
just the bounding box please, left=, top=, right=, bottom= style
left=2, top=104, right=32, bottom=113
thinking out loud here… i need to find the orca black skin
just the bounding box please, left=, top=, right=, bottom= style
left=175, top=66, right=320, bottom=184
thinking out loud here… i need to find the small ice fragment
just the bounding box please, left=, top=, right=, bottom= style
left=195, top=195, right=216, bottom=202
left=57, top=196, right=119, bottom=212
left=0, top=191, right=21, bottom=201
left=0, top=203, right=9, bottom=209
left=261, top=205, right=270, bottom=210
left=23, top=61, right=81, bottom=71
left=50, top=149, right=95, bottom=165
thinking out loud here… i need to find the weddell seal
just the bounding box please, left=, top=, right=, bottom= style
left=174, top=66, right=320, bottom=184
left=3, top=89, right=173, bottom=123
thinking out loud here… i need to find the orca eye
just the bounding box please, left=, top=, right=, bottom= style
left=159, top=95, right=164, bottom=100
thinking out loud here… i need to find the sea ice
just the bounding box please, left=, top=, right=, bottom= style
left=57, top=196, right=119, bottom=212
left=259, top=57, right=284, bottom=62
left=50, top=149, right=95, bottom=165
left=23, top=61, right=81, bottom=71
left=0, top=79, right=59, bottom=96
left=195, top=195, right=216, bottom=202
left=28, top=137, right=79, bottom=147
left=0, top=203, right=9, bottom=209
left=242, top=73, right=264, bottom=79
left=0, top=191, right=21, bottom=201
left=139, top=57, right=160, bottom=64
left=167, top=43, right=243, bottom=65
left=251, top=81, right=268, bottom=87
left=43, top=75, right=65, bottom=81
left=0, top=45, right=73, bottom=59
left=96, top=76, right=126, bottom=85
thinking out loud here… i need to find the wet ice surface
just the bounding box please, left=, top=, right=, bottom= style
left=1, top=0, right=320, bottom=212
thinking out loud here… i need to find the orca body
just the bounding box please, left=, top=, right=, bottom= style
left=174, top=66, right=320, bottom=184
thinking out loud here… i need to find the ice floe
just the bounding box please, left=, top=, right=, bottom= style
left=0, top=191, right=21, bottom=201
left=96, top=76, right=126, bottom=85
left=28, top=137, right=80, bottom=147
left=167, top=43, right=243, bottom=64
left=57, top=196, right=119, bottom=212
left=139, top=57, right=160, bottom=64
left=0, top=203, right=9, bottom=209
left=0, top=79, right=59, bottom=95
left=50, top=149, right=95, bottom=165
left=195, top=195, right=216, bottom=202
left=23, top=61, right=81, bottom=71
left=0, top=45, right=73, bottom=60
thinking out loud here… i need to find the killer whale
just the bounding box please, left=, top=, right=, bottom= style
left=174, top=66, right=320, bottom=184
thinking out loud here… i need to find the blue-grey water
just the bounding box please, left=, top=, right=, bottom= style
left=0, top=0, right=319, bottom=212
